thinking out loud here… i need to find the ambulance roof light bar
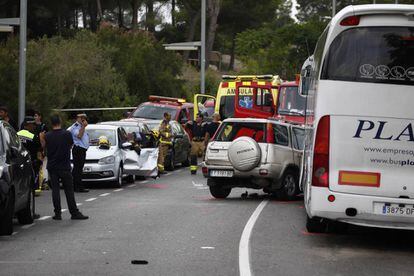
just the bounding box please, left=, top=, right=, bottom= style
left=221, top=75, right=274, bottom=81
left=149, top=95, right=186, bottom=104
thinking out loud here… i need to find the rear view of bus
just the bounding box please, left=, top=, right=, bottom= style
left=303, top=5, right=414, bottom=232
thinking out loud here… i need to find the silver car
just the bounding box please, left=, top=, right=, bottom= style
left=202, top=118, right=304, bottom=199
left=80, top=124, right=141, bottom=187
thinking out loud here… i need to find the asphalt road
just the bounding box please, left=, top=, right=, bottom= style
left=2, top=167, right=414, bottom=276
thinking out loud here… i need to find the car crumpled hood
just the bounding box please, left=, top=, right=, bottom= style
left=86, top=146, right=118, bottom=160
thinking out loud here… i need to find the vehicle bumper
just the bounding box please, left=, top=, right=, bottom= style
left=81, top=163, right=118, bottom=182
left=201, top=162, right=279, bottom=179
left=309, top=187, right=414, bottom=230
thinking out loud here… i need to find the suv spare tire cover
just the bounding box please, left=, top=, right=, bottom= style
left=228, top=136, right=261, bottom=172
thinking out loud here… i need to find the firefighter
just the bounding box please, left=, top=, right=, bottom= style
left=187, top=113, right=207, bottom=175
left=157, top=112, right=173, bottom=174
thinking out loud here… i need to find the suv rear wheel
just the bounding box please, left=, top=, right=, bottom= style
left=277, top=169, right=299, bottom=200
left=17, top=189, right=34, bottom=225
left=306, top=215, right=327, bottom=233
left=0, top=189, right=14, bottom=235
left=208, top=178, right=231, bottom=199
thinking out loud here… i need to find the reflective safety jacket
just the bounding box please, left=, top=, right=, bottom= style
left=158, top=120, right=173, bottom=145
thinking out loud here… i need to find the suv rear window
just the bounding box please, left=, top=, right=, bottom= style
left=322, top=27, right=414, bottom=85
left=214, top=122, right=265, bottom=143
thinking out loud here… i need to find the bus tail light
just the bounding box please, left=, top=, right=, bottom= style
left=312, top=116, right=330, bottom=187
left=340, top=16, right=360, bottom=26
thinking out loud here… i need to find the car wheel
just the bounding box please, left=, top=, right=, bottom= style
left=166, top=151, right=175, bottom=171
left=306, top=215, right=327, bottom=233
left=208, top=179, right=231, bottom=199
left=0, top=189, right=15, bottom=236
left=17, top=189, right=34, bottom=225
left=114, top=166, right=123, bottom=188
left=278, top=169, right=299, bottom=200
left=126, top=175, right=135, bottom=184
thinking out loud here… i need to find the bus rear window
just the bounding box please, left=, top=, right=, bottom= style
left=322, top=27, right=414, bottom=85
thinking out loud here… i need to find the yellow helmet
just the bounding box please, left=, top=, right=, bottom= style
left=98, top=136, right=111, bottom=149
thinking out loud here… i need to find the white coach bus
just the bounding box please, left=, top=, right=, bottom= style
left=301, top=4, right=414, bottom=233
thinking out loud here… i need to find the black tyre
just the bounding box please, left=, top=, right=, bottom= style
left=208, top=179, right=231, bottom=199
left=306, top=215, right=327, bottom=233
left=114, top=166, right=123, bottom=188
left=0, top=189, right=14, bottom=236
left=126, top=175, right=135, bottom=184
left=327, top=221, right=348, bottom=234
left=277, top=169, right=300, bottom=200
left=17, top=190, right=34, bottom=225
left=165, top=152, right=175, bottom=171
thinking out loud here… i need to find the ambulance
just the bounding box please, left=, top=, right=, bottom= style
left=300, top=4, right=414, bottom=232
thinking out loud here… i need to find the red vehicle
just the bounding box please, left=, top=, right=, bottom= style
left=234, top=81, right=305, bottom=124
left=130, top=95, right=194, bottom=124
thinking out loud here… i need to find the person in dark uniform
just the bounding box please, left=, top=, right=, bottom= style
left=186, top=113, right=207, bottom=175
left=70, top=113, right=90, bottom=193
left=34, top=111, right=49, bottom=191
left=205, top=113, right=221, bottom=142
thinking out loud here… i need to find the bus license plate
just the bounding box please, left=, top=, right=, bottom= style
left=374, top=203, right=414, bottom=217
left=210, top=170, right=233, bottom=178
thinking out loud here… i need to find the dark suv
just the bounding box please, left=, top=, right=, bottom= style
left=0, top=121, right=34, bottom=235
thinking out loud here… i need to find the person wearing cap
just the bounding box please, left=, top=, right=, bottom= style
left=70, top=113, right=90, bottom=193
left=0, top=106, right=17, bottom=130
left=17, top=116, right=42, bottom=218
left=157, top=112, right=173, bottom=175
left=186, top=113, right=207, bottom=175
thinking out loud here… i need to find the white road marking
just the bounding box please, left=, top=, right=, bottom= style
left=61, top=209, right=68, bottom=212
left=141, top=180, right=149, bottom=184
left=85, top=198, right=97, bottom=202
left=239, top=200, right=269, bottom=276
left=99, top=193, right=110, bottom=197
left=127, top=184, right=136, bottom=188
left=164, top=173, right=171, bottom=176
left=113, top=188, right=123, bottom=192
left=39, top=216, right=51, bottom=221
left=21, top=223, right=35, bottom=229
left=192, top=181, right=204, bottom=187
left=201, top=247, right=215, bottom=250
left=76, top=203, right=83, bottom=206
left=197, top=187, right=209, bottom=190
left=12, top=231, right=18, bottom=235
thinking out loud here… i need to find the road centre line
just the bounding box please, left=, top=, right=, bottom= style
left=62, top=209, right=68, bottom=212
left=127, top=184, right=136, bottom=188
left=76, top=203, right=83, bottom=206
left=38, top=216, right=51, bottom=221
left=99, top=193, right=110, bottom=197
left=201, top=247, right=215, bottom=249
left=85, top=198, right=97, bottom=202
left=239, top=200, right=269, bottom=276
left=141, top=180, right=149, bottom=184
left=113, top=188, right=123, bottom=192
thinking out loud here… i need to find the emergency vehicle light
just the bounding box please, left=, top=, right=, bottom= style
left=222, top=75, right=274, bottom=81
left=149, top=95, right=186, bottom=104
left=340, top=16, right=360, bottom=26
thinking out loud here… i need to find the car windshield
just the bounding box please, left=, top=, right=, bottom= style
left=132, top=105, right=178, bottom=120
left=322, top=27, right=414, bottom=85
left=277, top=86, right=306, bottom=116
left=214, top=122, right=266, bottom=143
left=219, top=96, right=235, bottom=120
left=87, top=129, right=117, bottom=146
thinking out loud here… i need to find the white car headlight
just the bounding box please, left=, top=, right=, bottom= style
left=98, top=156, right=115, bottom=165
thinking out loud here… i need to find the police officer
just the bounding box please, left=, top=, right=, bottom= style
left=157, top=112, right=173, bottom=174
left=70, top=113, right=89, bottom=193
left=17, top=116, right=41, bottom=218
left=187, top=113, right=207, bottom=175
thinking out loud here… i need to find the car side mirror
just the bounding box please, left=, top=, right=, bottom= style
left=121, top=142, right=133, bottom=150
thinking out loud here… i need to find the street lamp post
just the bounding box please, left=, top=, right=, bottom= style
left=18, top=0, right=27, bottom=125
left=200, top=0, right=206, bottom=94
left=332, top=0, right=336, bottom=18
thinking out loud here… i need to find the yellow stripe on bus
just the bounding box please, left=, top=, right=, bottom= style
left=339, top=171, right=380, bottom=187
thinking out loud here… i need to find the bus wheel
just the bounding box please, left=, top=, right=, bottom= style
left=306, top=215, right=327, bottom=233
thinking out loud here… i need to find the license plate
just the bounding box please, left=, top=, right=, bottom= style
left=374, top=203, right=414, bottom=217
left=83, top=167, right=92, bottom=173
left=210, top=170, right=233, bottom=178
